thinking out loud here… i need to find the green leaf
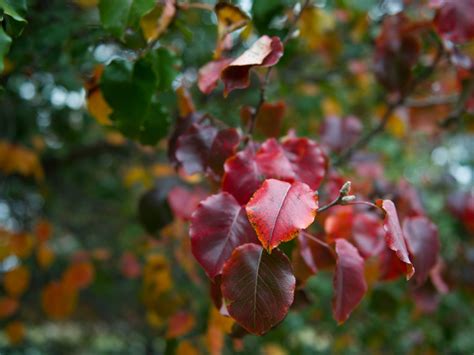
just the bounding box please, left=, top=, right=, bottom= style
left=0, top=26, right=12, bottom=72
left=99, top=0, right=157, bottom=38
left=139, top=100, right=170, bottom=145
left=148, top=47, right=179, bottom=91
left=99, top=0, right=132, bottom=38
left=0, top=0, right=27, bottom=22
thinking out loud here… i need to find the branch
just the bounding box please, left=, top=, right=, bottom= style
left=317, top=181, right=354, bottom=213
left=245, top=0, right=311, bottom=139
left=439, top=76, right=474, bottom=128
left=333, top=42, right=444, bottom=167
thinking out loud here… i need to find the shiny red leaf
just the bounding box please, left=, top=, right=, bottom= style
left=433, top=0, right=474, bottom=44
left=255, top=139, right=295, bottom=182
left=332, top=239, right=367, bottom=324
left=377, top=199, right=415, bottom=280
left=221, top=36, right=283, bottom=96
left=246, top=179, right=318, bottom=252
left=403, top=216, right=440, bottom=286
left=221, top=243, right=295, bottom=335
left=190, top=192, right=259, bottom=278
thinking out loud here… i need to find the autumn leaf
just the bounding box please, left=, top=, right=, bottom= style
left=140, top=0, right=176, bottom=43
left=377, top=199, right=415, bottom=280
left=0, top=297, right=19, bottom=319
left=166, top=311, right=196, bottom=338
left=221, top=243, right=295, bottom=335
left=3, top=266, right=30, bottom=297
left=5, top=320, right=25, bottom=345
left=42, top=281, right=78, bottom=320
left=63, top=261, right=95, bottom=290
left=190, top=192, right=259, bottom=278
left=432, top=0, right=474, bottom=44
left=221, top=35, right=284, bottom=96
left=198, top=58, right=234, bottom=94
left=168, top=185, right=208, bottom=221
left=246, top=179, right=317, bottom=252
left=240, top=101, right=286, bottom=137
left=332, top=239, right=367, bottom=324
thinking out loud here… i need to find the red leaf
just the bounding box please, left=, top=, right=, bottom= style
left=240, top=101, right=286, bottom=137
left=332, top=239, right=367, bottom=324
left=175, top=122, right=240, bottom=176
left=403, top=216, right=440, bottom=286
left=320, top=115, right=362, bottom=153
left=221, top=36, right=283, bottom=96
left=168, top=186, right=208, bottom=220
left=433, top=0, right=474, bottom=44
left=198, top=58, right=233, bottom=94
left=352, top=212, right=385, bottom=258
left=222, top=145, right=264, bottom=205
left=190, top=192, right=259, bottom=278
left=377, top=199, right=415, bottom=280
left=297, top=231, right=335, bottom=275
left=246, top=179, right=318, bottom=252
left=255, top=139, right=295, bottom=181
left=324, top=206, right=353, bottom=242
left=221, top=243, right=295, bottom=335
left=280, top=137, right=327, bottom=190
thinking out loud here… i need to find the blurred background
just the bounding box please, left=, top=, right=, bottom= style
left=1, top=0, right=474, bottom=353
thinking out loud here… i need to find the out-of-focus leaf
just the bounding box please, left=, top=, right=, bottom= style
left=5, top=320, right=24, bottom=345
left=198, top=58, right=233, bottom=94
left=99, top=0, right=132, bottom=38
left=332, top=239, right=367, bottom=324
left=0, top=0, right=27, bottom=22
left=221, top=243, right=295, bottom=335
left=0, top=297, right=19, bottom=319
left=167, top=185, right=207, bottom=220
left=166, top=311, right=196, bottom=338
left=403, top=216, right=440, bottom=286
left=3, top=265, right=30, bottom=297
left=222, top=35, right=283, bottom=96
left=240, top=101, right=286, bottom=137
left=63, top=261, right=95, bottom=290
left=432, top=0, right=474, bottom=44
left=41, top=281, right=78, bottom=320
left=190, top=192, right=259, bottom=278
left=140, top=0, right=176, bottom=43
left=0, top=27, right=12, bottom=72
left=246, top=179, right=317, bottom=252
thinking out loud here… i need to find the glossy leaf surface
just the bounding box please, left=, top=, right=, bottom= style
left=246, top=179, right=317, bottom=252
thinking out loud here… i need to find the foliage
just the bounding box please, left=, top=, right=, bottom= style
left=1, top=0, right=474, bottom=353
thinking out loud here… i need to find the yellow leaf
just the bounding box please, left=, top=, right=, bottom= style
left=3, top=266, right=30, bottom=297
left=176, top=340, right=200, bottom=355
left=299, top=7, right=336, bottom=50
left=143, top=254, right=173, bottom=297
left=5, top=320, right=25, bottom=345
left=146, top=310, right=165, bottom=328
left=123, top=166, right=152, bottom=188
left=87, top=90, right=112, bottom=125
left=0, top=141, right=44, bottom=181
left=74, top=0, right=97, bottom=8
left=215, top=2, right=249, bottom=40
left=151, top=163, right=175, bottom=178
left=140, top=0, right=176, bottom=43
left=321, top=97, right=342, bottom=117
left=9, top=233, right=34, bottom=259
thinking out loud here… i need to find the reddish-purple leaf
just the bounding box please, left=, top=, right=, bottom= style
left=175, top=122, right=239, bottom=176
left=403, top=216, right=440, bottom=286
left=281, top=137, right=327, bottom=190
left=190, top=192, right=259, bottom=278
left=198, top=58, right=233, bottom=94
left=432, top=0, right=474, bottom=44
left=332, top=239, right=367, bottom=324
left=246, top=179, right=318, bottom=252
left=352, top=212, right=385, bottom=258
left=221, top=243, right=295, bottom=335
left=320, top=115, right=362, bottom=153
left=297, top=231, right=335, bottom=275
left=377, top=199, right=415, bottom=280
left=167, top=186, right=208, bottom=220
left=221, top=36, right=283, bottom=96
left=168, top=113, right=200, bottom=167
left=255, top=139, right=295, bottom=182
left=222, top=145, right=264, bottom=205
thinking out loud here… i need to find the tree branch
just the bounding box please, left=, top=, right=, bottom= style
left=333, top=42, right=444, bottom=167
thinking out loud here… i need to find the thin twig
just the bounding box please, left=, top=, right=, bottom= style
left=333, top=42, right=445, bottom=167
left=300, top=230, right=331, bottom=250
left=245, top=0, right=311, bottom=140
left=439, top=76, right=474, bottom=128
left=405, top=94, right=457, bottom=108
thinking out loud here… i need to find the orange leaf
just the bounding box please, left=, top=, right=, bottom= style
left=140, top=0, right=176, bottom=43
left=5, top=320, right=25, bottom=345
left=41, top=281, right=78, bottom=320
left=36, top=243, right=55, bottom=269
left=35, top=219, right=52, bottom=243
left=166, top=311, right=196, bottom=338
left=63, top=261, right=95, bottom=290
left=3, top=266, right=30, bottom=297
left=0, top=297, right=19, bottom=319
